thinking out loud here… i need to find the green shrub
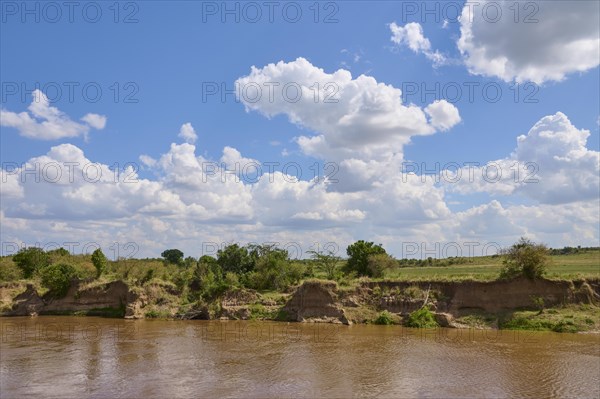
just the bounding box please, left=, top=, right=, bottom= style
left=367, top=254, right=397, bottom=278
left=531, top=295, right=545, bottom=313
left=145, top=308, right=171, bottom=318
left=405, top=307, right=438, bottom=328
left=91, top=249, right=108, bottom=278
left=373, top=310, right=395, bottom=325
left=500, top=316, right=554, bottom=331
left=13, top=247, right=50, bottom=278
left=40, top=263, right=77, bottom=298
left=552, top=320, right=578, bottom=333
left=245, top=251, right=305, bottom=291
left=500, top=238, right=548, bottom=280
left=0, top=258, right=23, bottom=281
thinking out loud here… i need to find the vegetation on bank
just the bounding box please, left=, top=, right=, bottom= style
left=0, top=238, right=598, bottom=331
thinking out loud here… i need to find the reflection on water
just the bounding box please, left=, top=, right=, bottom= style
left=1, top=317, right=599, bottom=398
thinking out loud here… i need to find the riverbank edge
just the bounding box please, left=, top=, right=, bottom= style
left=1, top=277, right=599, bottom=333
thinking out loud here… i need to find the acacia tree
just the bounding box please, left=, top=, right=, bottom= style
left=308, top=249, right=341, bottom=280
left=91, top=248, right=108, bottom=278
left=161, top=249, right=184, bottom=265
left=500, top=237, right=549, bottom=280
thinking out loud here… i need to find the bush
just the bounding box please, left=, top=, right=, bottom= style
left=47, top=247, right=69, bottom=257
left=190, top=261, right=228, bottom=300
left=91, top=248, right=108, bottom=278
left=500, top=238, right=549, bottom=280
left=217, top=244, right=253, bottom=274
left=40, top=263, right=77, bottom=298
left=552, top=320, right=578, bottom=333
left=244, top=248, right=304, bottom=291
left=367, top=253, right=397, bottom=278
left=0, top=258, right=23, bottom=281
left=373, top=310, right=395, bottom=325
left=405, top=307, right=438, bottom=328
left=13, top=247, right=50, bottom=278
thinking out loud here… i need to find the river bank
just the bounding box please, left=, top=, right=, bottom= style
left=1, top=277, right=599, bottom=333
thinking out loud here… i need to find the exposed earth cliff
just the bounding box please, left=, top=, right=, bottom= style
left=1, top=277, right=598, bottom=331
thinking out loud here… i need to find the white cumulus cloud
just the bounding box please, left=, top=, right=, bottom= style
left=178, top=122, right=198, bottom=144
left=389, top=22, right=447, bottom=66
left=235, top=57, right=461, bottom=162
left=0, top=90, right=107, bottom=140
left=447, top=112, right=600, bottom=204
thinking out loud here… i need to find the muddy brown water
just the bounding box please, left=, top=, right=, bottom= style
left=1, top=317, right=599, bottom=398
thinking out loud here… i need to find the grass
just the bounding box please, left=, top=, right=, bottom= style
left=383, top=251, right=599, bottom=282
left=499, top=304, right=599, bottom=333
left=257, top=291, right=289, bottom=305
left=344, top=306, right=380, bottom=324
left=144, top=307, right=173, bottom=319
left=455, top=312, right=498, bottom=329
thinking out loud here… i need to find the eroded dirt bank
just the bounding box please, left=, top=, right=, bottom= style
left=1, top=277, right=598, bottom=329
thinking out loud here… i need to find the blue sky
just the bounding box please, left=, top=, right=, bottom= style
left=1, top=1, right=599, bottom=258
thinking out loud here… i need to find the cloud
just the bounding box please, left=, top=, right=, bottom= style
left=0, top=90, right=107, bottom=140
left=425, top=100, right=462, bottom=131
left=178, top=122, right=197, bottom=144
left=447, top=112, right=600, bottom=204
left=389, top=22, right=447, bottom=66
left=139, top=154, right=157, bottom=167
left=1, top=129, right=598, bottom=258
left=235, top=57, right=460, bottom=162
left=80, top=113, right=107, bottom=130
left=457, top=0, right=600, bottom=83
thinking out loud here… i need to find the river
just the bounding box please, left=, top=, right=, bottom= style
left=1, top=317, right=599, bottom=398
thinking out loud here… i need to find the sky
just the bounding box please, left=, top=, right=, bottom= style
left=1, top=0, right=599, bottom=260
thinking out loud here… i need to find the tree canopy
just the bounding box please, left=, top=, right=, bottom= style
left=161, top=249, right=184, bottom=265
left=13, top=247, right=50, bottom=278
left=500, top=237, right=549, bottom=280
left=346, top=240, right=387, bottom=276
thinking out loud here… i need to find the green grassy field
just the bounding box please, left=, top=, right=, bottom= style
left=2, top=249, right=598, bottom=285
left=382, top=251, right=600, bottom=282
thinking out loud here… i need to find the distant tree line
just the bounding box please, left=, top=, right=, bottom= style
left=4, top=237, right=572, bottom=299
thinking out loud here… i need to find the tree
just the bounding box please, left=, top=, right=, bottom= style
left=13, top=247, right=50, bottom=278
left=308, top=249, right=341, bottom=280
left=246, top=246, right=303, bottom=291
left=91, top=248, right=108, bottom=278
left=217, top=244, right=252, bottom=274
left=161, top=249, right=184, bottom=265
left=191, top=256, right=227, bottom=300
left=500, top=237, right=549, bottom=280
left=183, top=256, right=197, bottom=269
left=199, top=255, right=217, bottom=265
left=346, top=240, right=387, bottom=276
left=47, top=247, right=69, bottom=256
left=40, top=263, right=77, bottom=298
